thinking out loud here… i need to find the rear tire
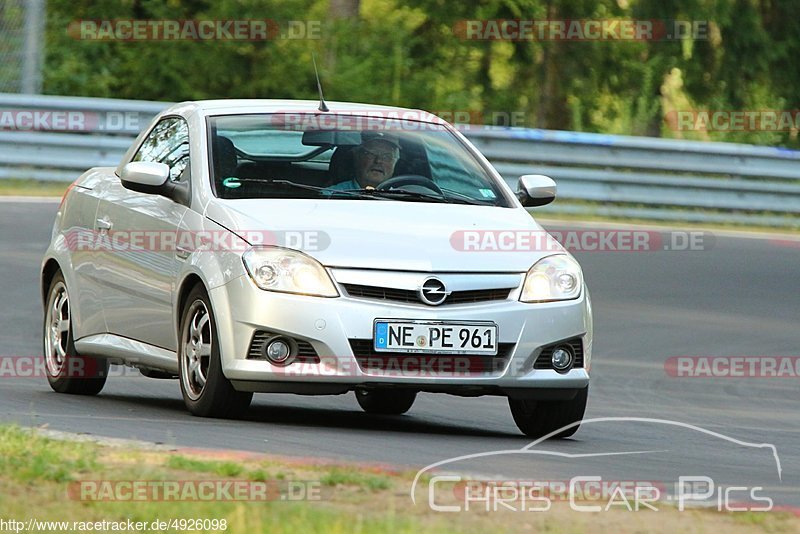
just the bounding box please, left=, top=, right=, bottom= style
left=356, top=389, right=416, bottom=415
left=508, top=387, right=588, bottom=438
left=43, top=271, right=108, bottom=395
left=178, top=285, right=252, bottom=418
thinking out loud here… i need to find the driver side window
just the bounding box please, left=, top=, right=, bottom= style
left=133, top=117, right=190, bottom=182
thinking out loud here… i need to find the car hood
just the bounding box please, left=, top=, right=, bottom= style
left=205, top=199, right=565, bottom=272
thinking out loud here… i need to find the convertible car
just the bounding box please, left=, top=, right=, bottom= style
left=41, top=99, right=592, bottom=437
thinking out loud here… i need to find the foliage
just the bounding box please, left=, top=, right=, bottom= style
left=41, top=0, right=800, bottom=146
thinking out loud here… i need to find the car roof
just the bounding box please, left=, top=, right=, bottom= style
left=164, top=99, right=448, bottom=125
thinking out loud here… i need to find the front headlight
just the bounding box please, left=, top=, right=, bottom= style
left=520, top=254, right=583, bottom=302
left=242, top=247, right=338, bottom=297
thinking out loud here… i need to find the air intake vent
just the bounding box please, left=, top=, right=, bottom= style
left=349, top=339, right=514, bottom=376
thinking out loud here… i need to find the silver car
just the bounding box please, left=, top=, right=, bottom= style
left=41, top=100, right=592, bottom=437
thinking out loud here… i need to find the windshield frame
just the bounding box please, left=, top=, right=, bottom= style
left=205, top=112, right=516, bottom=208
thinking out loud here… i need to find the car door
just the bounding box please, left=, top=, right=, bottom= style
left=93, top=117, right=191, bottom=351
left=61, top=178, right=108, bottom=339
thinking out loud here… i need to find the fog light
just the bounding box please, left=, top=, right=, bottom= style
left=265, top=338, right=292, bottom=364
left=551, top=347, right=574, bottom=372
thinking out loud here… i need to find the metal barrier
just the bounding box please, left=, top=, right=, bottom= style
left=2, top=93, right=799, bottom=227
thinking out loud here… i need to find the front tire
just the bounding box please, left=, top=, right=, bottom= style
left=178, top=285, right=252, bottom=418
left=508, top=387, right=588, bottom=438
left=43, top=271, right=108, bottom=395
left=355, top=389, right=416, bottom=415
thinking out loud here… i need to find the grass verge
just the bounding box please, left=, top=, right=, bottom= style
left=0, top=425, right=796, bottom=533
left=0, top=179, right=70, bottom=197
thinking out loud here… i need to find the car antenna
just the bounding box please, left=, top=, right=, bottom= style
left=312, top=53, right=329, bottom=112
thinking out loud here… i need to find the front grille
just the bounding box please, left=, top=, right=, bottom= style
left=446, top=288, right=513, bottom=304
left=349, top=339, right=514, bottom=375
left=342, top=284, right=512, bottom=306
left=248, top=331, right=320, bottom=363
left=534, top=338, right=584, bottom=370
left=344, top=285, right=417, bottom=303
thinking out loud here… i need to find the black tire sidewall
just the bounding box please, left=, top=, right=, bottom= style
left=509, top=387, right=588, bottom=439
left=356, top=389, right=416, bottom=415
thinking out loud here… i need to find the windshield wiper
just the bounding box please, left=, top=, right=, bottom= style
left=439, top=187, right=498, bottom=206
left=347, top=188, right=493, bottom=206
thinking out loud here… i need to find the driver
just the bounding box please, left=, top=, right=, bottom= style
left=328, top=132, right=401, bottom=190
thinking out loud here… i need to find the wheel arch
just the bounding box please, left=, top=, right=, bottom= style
left=41, top=258, right=62, bottom=305
left=175, top=272, right=206, bottom=332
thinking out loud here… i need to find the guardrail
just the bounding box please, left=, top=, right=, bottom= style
left=2, top=93, right=799, bottom=227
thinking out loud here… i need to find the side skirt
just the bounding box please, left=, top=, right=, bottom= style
left=75, top=333, right=179, bottom=374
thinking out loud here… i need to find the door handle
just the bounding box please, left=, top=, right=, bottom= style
left=95, top=217, right=112, bottom=232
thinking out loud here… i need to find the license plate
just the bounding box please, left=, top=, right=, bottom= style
left=373, top=320, right=498, bottom=355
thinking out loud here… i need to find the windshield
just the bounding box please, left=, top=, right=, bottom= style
left=207, top=114, right=511, bottom=207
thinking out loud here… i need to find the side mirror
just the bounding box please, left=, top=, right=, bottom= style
left=120, top=161, right=170, bottom=193
left=118, top=161, right=191, bottom=206
left=517, top=174, right=556, bottom=207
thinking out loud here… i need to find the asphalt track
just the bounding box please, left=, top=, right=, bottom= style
left=1, top=200, right=798, bottom=508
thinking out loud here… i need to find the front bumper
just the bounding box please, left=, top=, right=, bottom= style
left=210, top=274, right=592, bottom=397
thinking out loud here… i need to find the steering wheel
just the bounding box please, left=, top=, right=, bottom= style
left=376, top=175, right=444, bottom=196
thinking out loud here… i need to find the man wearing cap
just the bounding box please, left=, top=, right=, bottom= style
left=327, top=132, right=401, bottom=190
